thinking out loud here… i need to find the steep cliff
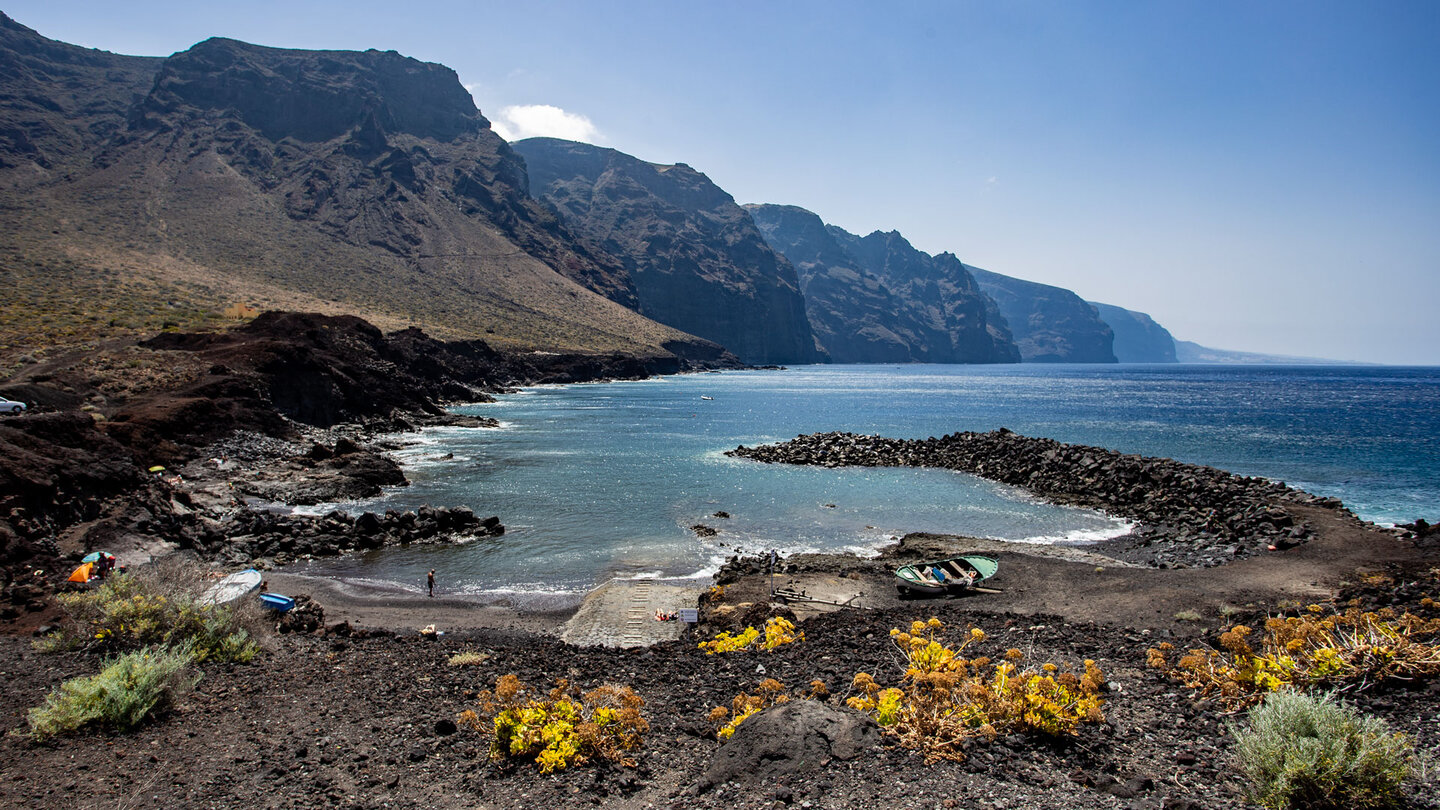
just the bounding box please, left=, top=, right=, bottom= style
left=966, top=267, right=1116, bottom=363
left=1089, top=302, right=1177, bottom=363
left=747, top=204, right=1016, bottom=363
left=513, top=138, right=822, bottom=365
left=0, top=14, right=722, bottom=363
left=821, top=225, right=1020, bottom=364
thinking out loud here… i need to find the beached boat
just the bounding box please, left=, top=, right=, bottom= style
left=258, top=592, right=296, bottom=612
left=894, top=555, right=998, bottom=596
left=199, top=569, right=263, bottom=606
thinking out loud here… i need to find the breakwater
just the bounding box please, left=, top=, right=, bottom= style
left=729, top=429, right=1346, bottom=568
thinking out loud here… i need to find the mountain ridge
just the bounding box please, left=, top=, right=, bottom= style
left=0, top=16, right=725, bottom=366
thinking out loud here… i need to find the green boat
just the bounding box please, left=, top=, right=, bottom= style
left=894, top=555, right=999, bottom=596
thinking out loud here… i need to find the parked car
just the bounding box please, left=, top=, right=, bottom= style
left=0, top=397, right=26, bottom=414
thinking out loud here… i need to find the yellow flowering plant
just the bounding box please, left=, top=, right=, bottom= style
left=707, top=678, right=830, bottom=740
left=846, top=618, right=1106, bottom=763
left=698, top=616, right=804, bottom=654
left=1147, top=605, right=1440, bottom=708
left=461, top=675, right=648, bottom=772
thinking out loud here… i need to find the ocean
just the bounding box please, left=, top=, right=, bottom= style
left=287, top=364, right=1440, bottom=607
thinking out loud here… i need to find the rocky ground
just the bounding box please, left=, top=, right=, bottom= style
left=1, top=554, right=1437, bottom=810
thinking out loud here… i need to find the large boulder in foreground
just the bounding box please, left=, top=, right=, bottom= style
left=698, top=700, right=879, bottom=793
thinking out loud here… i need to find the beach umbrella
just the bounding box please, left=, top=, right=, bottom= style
left=81, top=551, right=114, bottom=563
left=67, top=562, right=94, bottom=583
left=148, top=465, right=166, bottom=473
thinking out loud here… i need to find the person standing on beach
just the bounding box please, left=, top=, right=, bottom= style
left=427, top=569, right=436, bottom=597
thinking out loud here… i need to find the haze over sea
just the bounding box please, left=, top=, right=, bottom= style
left=291, top=364, right=1440, bottom=607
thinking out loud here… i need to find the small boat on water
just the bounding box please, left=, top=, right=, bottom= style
left=258, top=592, right=296, bottom=612
left=198, top=569, right=263, bottom=606
left=700, top=395, right=713, bottom=401
left=894, top=555, right=999, bottom=596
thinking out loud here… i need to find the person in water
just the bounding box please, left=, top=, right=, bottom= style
left=427, top=569, right=436, bottom=597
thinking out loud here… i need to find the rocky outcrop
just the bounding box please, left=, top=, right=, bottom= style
left=968, top=267, right=1116, bottom=363
left=513, top=138, right=823, bottom=365
left=747, top=204, right=1017, bottom=363
left=198, top=505, right=504, bottom=568
left=698, top=701, right=879, bottom=792
left=729, top=430, right=1344, bottom=568
left=1090, top=302, right=1177, bottom=363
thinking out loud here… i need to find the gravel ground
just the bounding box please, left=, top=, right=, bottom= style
left=2, top=553, right=1438, bottom=810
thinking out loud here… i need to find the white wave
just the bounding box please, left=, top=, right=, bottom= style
left=1009, top=520, right=1135, bottom=545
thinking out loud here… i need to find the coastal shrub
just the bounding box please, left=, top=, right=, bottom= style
left=26, top=645, right=199, bottom=741
left=1231, top=690, right=1413, bottom=810
left=707, top=678, right=829, bottom=740
left=846, top=619, right=1106, bottom=763
left=698, top=616, right=804, bottom=654
left=1147, top=605, right=1440, bottom=708
left=46, top=572, right=259, bottom=663
left=447, top=651, right=490, bottom=667
left=460, top=675, right=647, bottom=772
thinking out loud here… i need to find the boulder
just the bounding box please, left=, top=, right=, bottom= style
left=696, top=700, right=879, bottom=792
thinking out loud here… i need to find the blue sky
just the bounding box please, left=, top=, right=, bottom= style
left=8, top=1, right=1439, bottom=363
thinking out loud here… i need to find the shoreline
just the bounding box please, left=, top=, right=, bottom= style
left=262, top=571, right=580, bottom=637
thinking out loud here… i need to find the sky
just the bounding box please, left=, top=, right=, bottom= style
left=7, top=1, right=1439, bottom=364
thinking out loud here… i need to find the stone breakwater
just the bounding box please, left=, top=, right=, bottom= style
left=191, top=505, right=504, bottom=568
left=728, top=429, right=1346, bottom=568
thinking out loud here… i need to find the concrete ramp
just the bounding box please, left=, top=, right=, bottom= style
left=562, top=579, right=703, bottom=648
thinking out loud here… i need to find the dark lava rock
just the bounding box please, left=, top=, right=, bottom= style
left=729, top=429, right=1333, bottom=568
left=696, top=700, right=879, bottom=793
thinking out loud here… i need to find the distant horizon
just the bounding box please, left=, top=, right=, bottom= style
left=4, top=1, right=1437, bottom=364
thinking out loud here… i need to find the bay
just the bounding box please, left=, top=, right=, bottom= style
left=290, top=364, right=1440, bottom=606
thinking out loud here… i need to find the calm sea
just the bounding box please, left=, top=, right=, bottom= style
left=288, top=364, right=1440, bottom=606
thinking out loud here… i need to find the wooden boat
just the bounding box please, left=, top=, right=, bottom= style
left=198, top=569, right=263, bottom=606
left=894, top=555, right=999, bottom=596
left=258, top=592, right=296, bottom=612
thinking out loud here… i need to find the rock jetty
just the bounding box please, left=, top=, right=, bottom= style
left=194, top=505, right=504, bottom=568
left=729, top=429, right=1346, bottom=568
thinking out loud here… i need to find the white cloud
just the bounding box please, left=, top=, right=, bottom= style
left=489, top=104, right=601, bottom=144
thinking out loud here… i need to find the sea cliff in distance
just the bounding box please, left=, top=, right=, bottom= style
left=2, top=11, right=1309, bottom=371
left=1173, top=340, right=1366, bottom=365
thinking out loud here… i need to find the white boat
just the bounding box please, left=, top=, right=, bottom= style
left=700, top=396, right=713, bottom=400
left=198, top=569, right=263, bottom=606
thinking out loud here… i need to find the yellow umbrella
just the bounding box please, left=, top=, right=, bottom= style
left=67, top=562, right=94, bottom=583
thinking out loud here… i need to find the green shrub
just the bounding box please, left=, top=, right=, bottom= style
left=1231, top=690, right=1413, bottom=810
left=27, top=645, right=200, bottom=740
left=48, top=572, right=259, bottom=663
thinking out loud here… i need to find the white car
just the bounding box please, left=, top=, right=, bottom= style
left=0, top=397, right=26, bottom=414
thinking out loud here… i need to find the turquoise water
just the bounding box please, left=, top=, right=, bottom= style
left=290, top=364, right=1440, bottom=605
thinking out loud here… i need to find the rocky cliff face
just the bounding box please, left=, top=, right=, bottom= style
left=0, top=13, right=160, bottom=173
left=1089, top=302, right=1176, bottom=363
left=747, top=204, right=1016, bottom=363
left=0, top=15, right=724, bottom=363
left=967, top=267, right=1116, bottom=363
left=513, top=138, right=823, bottom=365
left=820, top=225, right=1020, bottom=363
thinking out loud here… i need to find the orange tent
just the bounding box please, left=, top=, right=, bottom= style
left=66, top=562, right=94, bottom=583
